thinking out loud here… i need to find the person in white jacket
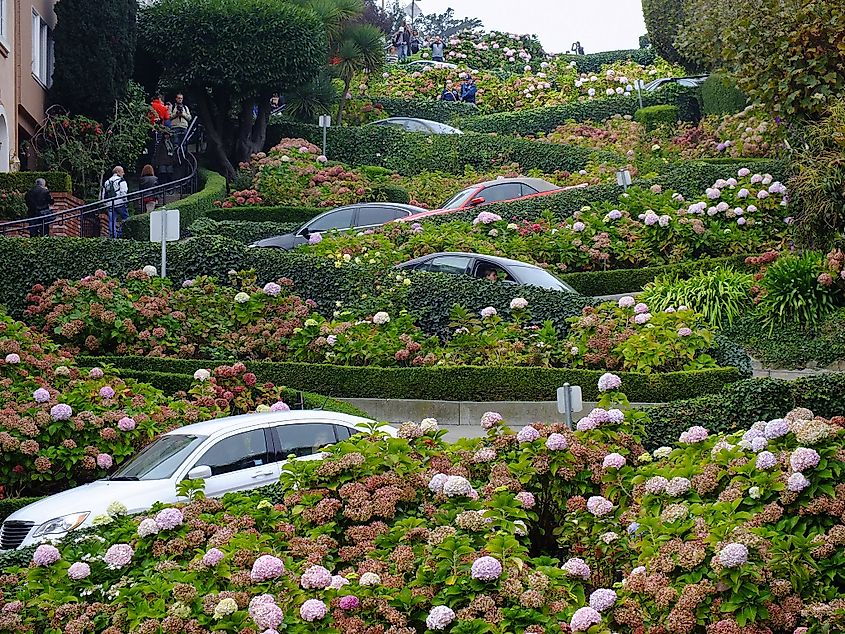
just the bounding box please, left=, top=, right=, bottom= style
left=102, top=166, right=129, bottom=238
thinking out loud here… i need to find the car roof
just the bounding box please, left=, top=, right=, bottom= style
left=379, top=117, right=446, bottom=126
left=474, top=177, right=559, bottom=191
left=401, top=251, right=550, bottom=270
left=321, top=202, right=428, bottom=214
left=163, top=410, right=373, bottom=437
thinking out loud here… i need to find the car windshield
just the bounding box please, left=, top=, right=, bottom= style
left=441, top=187, right=477, bottom=209
left=109, top=434, right=207, bottom=481
left=511, top=265, right=574, bottom=292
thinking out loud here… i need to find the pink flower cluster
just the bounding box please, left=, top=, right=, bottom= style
left=250, top=594, right=284, bottom=629
left=300, top=564, right=332, bottom=589
left=251, top=554, right=285, bottom=581
left=679, top=425, right=709, bottom=443
left=470, top=555, right=502, bottom=581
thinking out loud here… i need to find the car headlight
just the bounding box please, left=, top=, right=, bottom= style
left=32, top=512, right=90, bottom=538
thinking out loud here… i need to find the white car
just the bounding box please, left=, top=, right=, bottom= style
left=1, top=411, right=394, bottom=550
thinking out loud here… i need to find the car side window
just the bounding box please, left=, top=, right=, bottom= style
left=521, top=184, right=538, bottom=196
left=402, top=119, right=430, bottom=133
left=277, top=423, right=338, bottom=458
left=194, top=429, right=269, bottom=476
left=357, top=206, right=400, bottom=227
left=308, top=208, right=355, bottom=232
left=480, top=183, right=523, bottom=204
left=333, top=425, right=355, bottom=441
left=428, top=256, right=471, bottom=274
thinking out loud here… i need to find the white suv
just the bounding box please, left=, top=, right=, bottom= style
left=1, top=411, right=393, bottom=550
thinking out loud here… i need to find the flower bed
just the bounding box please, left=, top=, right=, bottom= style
left=3, top=375, right=843, bottom=633
left=307, top=169, right=791, bottom=274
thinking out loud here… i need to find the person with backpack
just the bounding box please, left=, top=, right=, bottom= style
left=102, top=166, right=129, bottom=238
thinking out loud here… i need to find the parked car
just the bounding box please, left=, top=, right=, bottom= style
left=250, top=202, right=426, bottom=249
left=366, top=117, right=463, bottom=135
left=396, top=252, right=578, bottom=293
left=402, top=59, right=459, bottom=70
left=400, top=179, right=588, bottom=222
left=0, top=411, right=395, bottom=550
left=643, top=76, right=708, bottom=92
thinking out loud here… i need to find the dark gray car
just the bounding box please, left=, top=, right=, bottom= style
left=395, top=252, right=578, bottom=293
left=250, top=203, right=426, bottom=249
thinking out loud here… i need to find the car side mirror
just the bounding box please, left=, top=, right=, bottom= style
left=470, top=197, right=486, bottom=206
left=187, top=465, right=212, bottom=480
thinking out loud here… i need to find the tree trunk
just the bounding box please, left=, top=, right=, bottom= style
left=336, top=77, right=353, bottom=127
left=194, top=92, right=238, bottom=180
left=233, top=96, right=272, bottom=166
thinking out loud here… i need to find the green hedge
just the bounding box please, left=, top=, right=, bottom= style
left=265, top=121, right=618, bottom=176
left=111, top=368, right=371, bottom=418
left=556, top=48, right=658, bottom=74
left=369, top=97, right=479, bottom=123
left=123, top=169, right=227, bottom=241
left=207, top=205, right=322, bottom=224
left=189, top=218, right=299, bottom=244
left=559, top=254, right=752, bottom=296
left=0, top=497, right=43, bottom=522
left=0, top=172, right=73, bottom=193
left=700, top=73, right=747, bottom=116
left=643, top=373, right=845, bottom=450
left=635, top=104, right=679, bottom=130
left=79, top=355, right=742, bottom=403
left=456, top=85, right=700, bottom=136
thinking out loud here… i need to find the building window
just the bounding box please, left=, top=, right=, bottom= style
left=0, top=0, right=7, bottom=44
left=31, top=9, right=52, bottom=87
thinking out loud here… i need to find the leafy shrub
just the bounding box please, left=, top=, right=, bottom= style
left=206, top=205, right=322, bottom=224
left=755, top=252, right=838, bottom=330
left=556, top=48, right=658, bottom=73
left=641, top=0, right=696, bottom=70
left=0, top=172, right=72, bottom=194
left=370, top=97, right=478, bottom=123
left=188, top=217, right=299, bottom=244
left=122, top=169, right=228, bottom=241
left=640, top=267, right=754, bottom=328
left=634, top=104, right=679, bottom=131
left=700, top=73, right=748, bottom=115
left=371, top=183, right=410, bottom=204
left=0, top=191, right=27, bottom=221
left=672, top=106, right=786, bottom=160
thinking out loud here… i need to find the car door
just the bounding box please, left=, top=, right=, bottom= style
left=274, top=422, right=342, bottom=462
left=305, top=207, right=357, bottom=234
left=427, top=255, right=472, bottom=275
left=355, top=205, right=403, bottom=229
left=476, top=183, right=524, bottom=205
left=186, top=427, right=279, bottom=497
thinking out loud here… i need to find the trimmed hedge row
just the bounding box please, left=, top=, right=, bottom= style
left=455, top=85, right=701, bottom=136
left=370, top=97, right=479, bottom=123
left=643, top=373, right=845, bottom=450
left=557, top=48, right=658, bottom=74
left=0, top=172, right=73, bottom=194
left=700, top=74, right=748, bottom=116
left=123, top=169, right=227, bottom=241
left=265, top=121, right=619, bottom=176
left=79, top=355, right=743, bottom=403
left=111, top=368, right=371, bottom=418
left=189, top=217, right=299, bottom=244
left=207, top=205, right=323, bottom=224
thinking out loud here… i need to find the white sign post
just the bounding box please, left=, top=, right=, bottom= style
left=634, top=79, right=645, bottom=109
left=318, top=114, right=332, bottom=158
left=615, top=169, right=632, bottom=191
left=556, top=383, right=583, bottom=429
left=149, top=209, right=180, bottom=277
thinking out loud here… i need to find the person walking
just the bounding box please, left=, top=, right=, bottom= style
left=399, top=26, right=412, bottom=60
left=168, top=93, right=192, bottom=145
left=24, top=178, right=53, bottom=237
left=154, top=132, right=176, bottom=187
left=139, top=165, right=159, bottom=213
left=102, top=166, right=129, bottom=238
left=460, top=76, right=477, bottom=103
left=431, top=36, right=445, bottom=62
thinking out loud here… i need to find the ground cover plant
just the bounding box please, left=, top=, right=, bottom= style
left=307, top=167, right=791, bottom=274
left=2, top=374, right=843, bottom=633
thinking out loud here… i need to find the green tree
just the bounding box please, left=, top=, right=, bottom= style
left=417, top=8, right=483, bottom=38
left=49, top=0, right=137, bottom=121
left=641, top=0, right=698, bottom=72
left=139, top=0, right=326, bottom=178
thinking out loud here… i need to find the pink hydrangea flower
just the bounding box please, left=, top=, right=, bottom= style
left=789, top=447, right=820, bottom=472
left=426, top=606, right=456, bottom=630
left=480, top=411, right=503, bottom=429
left=545, top=433, right=567, bottom=450
left=308, top=232, right=323, bottom=244
left=4, top=353, right=20, bottom=364
left=473, top=211, right=502, bottom=225
left=644, top=476, right=668, bottom=494
left=471, top=556, right=502, bottom=581
left=96, top=453, right=113, bottom=469
left=249, top=595, right=284, bottom=630
left=270, top=401, right=290, bottom=412
left=89, top=367, right=104, bottom=379
left=251, top=555, right=285, bottom=581
left=586, top=496, right=614, bottom=516
left=597, top=373, right=622, bottom=392
left=99, top=386, right=115, bottom=399
left=787, top=472, right=810, bottom=492
left=570, top=607, right=602, bottom=632
left=338, top=595, right=360, bottom=610
left=756, top=451, right=777, bottom=470
left=589, top=588, right=617, bottom=612
left=68, top=562, right=91, bottom=580
left=50, top=404, right=73, bottom=421
left=155, top=507, right=184, bottom=530
left=562, top=557, right=591, bottom=579
left=516, top=426, right=540, bottom=443
left=480, top=306, right=497, bottom=318
left=103, top=543, right=134, bottom=569
left=202, top=548, right=225, bottom=566
left=678, top=327, right=692, bottom=337
left=300, top=599, right=327, bottom=622
left=617, top=296, right=635, bottom=308
left=300, top=565, right=333, bottom=589
left=33, top=544, right=60, bottom=566
left=118, top=417, right=136, bottom=432
left=602, top=453, right=626, bottom=469
left=679, top=425, right=708, bottom=443
left=719, top=543, right=748, bottom=568
left=33, top=387, right=50, bottom=403
left=263, top=282, right=282, bottom=296
left=515, top=491, right=535, bottom=508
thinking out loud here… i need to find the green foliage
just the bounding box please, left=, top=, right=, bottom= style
left=678, top=0, right=845, bottom=119
left=82, top=354, right=742, bottom=403
left=139, top=0, right=327, bottom=176
left=556, top=48, right=658, bottom=74
left=188, top=218, right=299, bottom=243
left=371, top=183, right=410, bottom=204
left=634, top=105, right=679, bottom=131
left=0, top=172, right=72, bottom=194
left=640, top=267, right=754, bottom=328
left=455, top=85, right=700, bottom=136
left=370, top=97, right=478, bottom=123
left=0, top=190, right=28, bottom=220
left=0, top=498, right=43, bottom=523
left=700, top=73, right=747, bottom=116
left=49, top=0, right=137, bottom=121
left=789, top=102, right=845, bottom=248
left=266, top=120, right=615, bottom=175
left=641, top=0, right=698, bottom=71
left=757, top=252, right=837, bottom=330
left=207, top=205, right=323, bottom=223
left=123, top=169, right=228, bottom=240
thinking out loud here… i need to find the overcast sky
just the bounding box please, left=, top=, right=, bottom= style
left=411, top=0, right=647, bottom=54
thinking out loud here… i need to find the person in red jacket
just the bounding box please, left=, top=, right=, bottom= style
left=149, top=94, right=170, bottom=126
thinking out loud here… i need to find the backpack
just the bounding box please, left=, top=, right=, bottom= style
left=104, top=177, right=124, bottom=199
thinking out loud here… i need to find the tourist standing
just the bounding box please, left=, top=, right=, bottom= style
left=440, top=82, right=458, bottom=101
left=24, top=178, right=53, bottom=237
left=149, top=94, right=170, bottom=126
left=460, top=76, right=477, bottom=103
left=154, top=132, right=176, bottom=186
left=102, top=166, right=129, bottom=238
left=410, top=30, right=421, bottom=55
left=168, top=93, right=192, bottom=145
left=139, top=165, right=159, bottom=213
left=431, top=36, right=444, bottom=62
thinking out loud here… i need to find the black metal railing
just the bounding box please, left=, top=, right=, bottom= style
left=0, top=118, right=202, bottom=238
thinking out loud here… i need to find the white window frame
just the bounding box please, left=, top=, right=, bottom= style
left=31, top=9, right=52, bottom=87
left=0, top=0, right=8, bottom=48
